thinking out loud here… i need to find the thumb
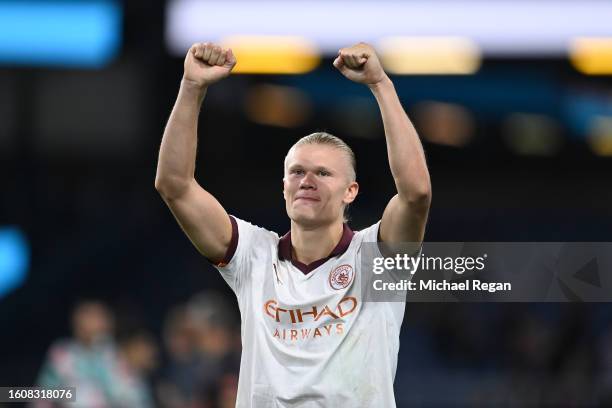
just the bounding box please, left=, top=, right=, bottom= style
left=226, top=48, right=237, bottom=67
left=336, top=63, right=354, bottom=79
left=333, top=56, right=344, bottom=69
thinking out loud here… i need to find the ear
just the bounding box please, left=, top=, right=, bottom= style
left=343, top=181, right=359, bottom=205
left=282, top=178, right=287, bottom=200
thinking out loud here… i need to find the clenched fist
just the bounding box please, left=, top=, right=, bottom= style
left=183, top=42, right=237, bottom=88
left=333, top=42, right=387, bottom=86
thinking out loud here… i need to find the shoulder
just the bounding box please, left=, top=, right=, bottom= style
left=352, top=221, right=381, bottom=245
left=340, top=221, right=381, bottom=259
left=47, top=339, right=73, bottom=361
left=217, top=216, right=279, bottom=269
left=232, top=216, right=279, bottom=246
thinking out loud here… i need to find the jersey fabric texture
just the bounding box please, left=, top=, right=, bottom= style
left=214, top=216, right=407, bottom=408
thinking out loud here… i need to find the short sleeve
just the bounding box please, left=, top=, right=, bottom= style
left=356, top=221, right=423, bottom=290
left=213, top=216, right=276, bottom=295
left=359, top=221, right=382, bottom=244
left=359, top=220, right=423, bottom=257
left=354, top=221, right=384, bottom=264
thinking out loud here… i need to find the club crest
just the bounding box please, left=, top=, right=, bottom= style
left=329, top=264, right=354, bottom=290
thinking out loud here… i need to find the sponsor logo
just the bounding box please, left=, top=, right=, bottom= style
left=264, top=297, right=358, bottom=343
left=272, top=324, right=344, bottom=341
left=329, top=264, right=354, bottom=290
left=264, top=296, right=358, bottom=324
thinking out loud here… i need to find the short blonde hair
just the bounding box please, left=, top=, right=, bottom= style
left=284, top=132, right=357, bottom=182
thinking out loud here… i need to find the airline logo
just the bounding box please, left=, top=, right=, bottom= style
left=264, top=297, right=357, bottom=324
left=263, top=297, right=358, bottom=343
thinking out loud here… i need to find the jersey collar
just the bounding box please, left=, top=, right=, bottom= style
left=278, top=224, right=354, bottom=275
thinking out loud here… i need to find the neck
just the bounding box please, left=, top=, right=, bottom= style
left=290, top=220, right=344, bottom=265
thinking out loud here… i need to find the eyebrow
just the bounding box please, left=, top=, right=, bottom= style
left=287, top=164, right=334, bottom=173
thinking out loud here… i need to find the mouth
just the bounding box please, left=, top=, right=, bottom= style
left=294, top=197, right=320, bottom=203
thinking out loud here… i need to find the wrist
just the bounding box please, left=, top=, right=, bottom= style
left=368, top=75, right=393, bottom=92
left=180, top=78, right=208, bottom=102
left=180, top=77, right=209, bottom=93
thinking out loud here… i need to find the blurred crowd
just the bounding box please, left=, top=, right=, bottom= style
left=32, top=294, right=612, bottom=407
left=34, top=292, right=240, bottom=408
left=399, top=303, right=612, bottom=407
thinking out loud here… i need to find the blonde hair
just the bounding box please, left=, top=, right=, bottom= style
left=284, top=132, right=357, bottom=182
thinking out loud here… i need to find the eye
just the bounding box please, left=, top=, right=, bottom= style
left=318, top=170, right=331, bottom=177
left=291, top=169, right=304, bottom=175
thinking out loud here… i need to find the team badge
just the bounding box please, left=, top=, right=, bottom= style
left=329, top=264, right=354, bottom=290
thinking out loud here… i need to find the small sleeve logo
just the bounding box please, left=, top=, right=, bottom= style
left=329, top=264, right=354, bottom=290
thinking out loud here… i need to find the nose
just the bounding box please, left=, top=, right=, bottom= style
left=299, top=172, right=316, bottom=190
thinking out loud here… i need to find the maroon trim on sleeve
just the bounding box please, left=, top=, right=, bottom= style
left=214, top=215, right=239, bottom=267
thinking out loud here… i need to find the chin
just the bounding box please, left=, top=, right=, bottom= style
left=289, top=209, right=336, bottom=228
left=292, top=213, right=318, bottom=226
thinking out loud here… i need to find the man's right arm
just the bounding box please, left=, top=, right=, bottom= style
left=155, top=42, right=237, bottom=262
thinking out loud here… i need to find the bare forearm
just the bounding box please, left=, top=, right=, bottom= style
left=155, top=79, right=207, bottom=198
left=370, top=77, right=431, bottom=202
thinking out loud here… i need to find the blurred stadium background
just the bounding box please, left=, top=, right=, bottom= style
left=1, top=0, right=612, bottom=406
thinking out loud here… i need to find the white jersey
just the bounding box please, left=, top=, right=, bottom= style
left=214, top=216, right=406, bottom=407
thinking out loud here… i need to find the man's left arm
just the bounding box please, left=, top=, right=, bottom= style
left=334, top=42, right=432, bottom=245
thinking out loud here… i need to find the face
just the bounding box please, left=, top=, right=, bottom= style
left=72, top=302, right=113, bottom=345
left=123, top=336, right=158, bottom=373
left=283, top=144, right=358, bottom=227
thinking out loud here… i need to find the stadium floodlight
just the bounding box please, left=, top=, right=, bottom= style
left=219, top=36, right=320, bottom=74
left=0, top=1, right=121, bottom=68
left=570, top=38, right=612, bottom=75
left=0, top=227, right=29, bottom=298
left=166, top=0, right=612, bottom=64
left=378, top=37, right=481, bottom=75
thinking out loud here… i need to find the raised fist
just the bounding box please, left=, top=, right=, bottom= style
left=183, top=42, right=237, bottom=88
left=333, top=42, right=387, bottom=86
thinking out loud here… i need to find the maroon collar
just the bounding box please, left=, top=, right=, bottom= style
left=278, top=224, right=354, bottom=274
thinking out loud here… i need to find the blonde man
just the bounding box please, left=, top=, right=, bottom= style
left=155, top=41, right=431, bottom=407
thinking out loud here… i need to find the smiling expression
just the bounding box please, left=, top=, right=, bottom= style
left=283, top=144, right=359, bottom=227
